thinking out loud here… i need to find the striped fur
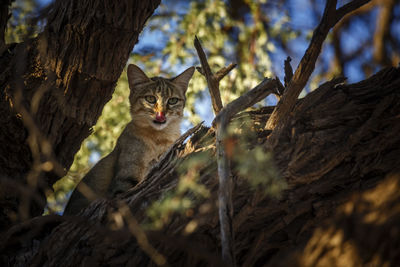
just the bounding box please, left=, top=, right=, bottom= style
left=128, top=65, right=194, bottom=131
left=64, top=65, right=194, bottom=215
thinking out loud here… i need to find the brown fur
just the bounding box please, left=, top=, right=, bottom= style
left=64, top=64, right=194, bottom=215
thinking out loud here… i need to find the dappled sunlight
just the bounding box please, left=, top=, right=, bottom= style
left=298, top=174, right=400, bottom=266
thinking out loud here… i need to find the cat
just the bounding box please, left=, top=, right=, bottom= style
left=63, top=64, right=195, bottom=215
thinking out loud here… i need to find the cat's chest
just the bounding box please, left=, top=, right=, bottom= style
left=124, top=122, right=178, bottom=174
left=142, top=136, right=173, bottom=162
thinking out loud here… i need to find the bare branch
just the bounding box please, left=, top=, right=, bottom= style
left=274, top=77, right=285, bottom=100
left=216, top=125, right=235, bottom=266
left=194, top=36, right=223, bottom=114
left=284, top=56, right=293, bottom=88
left=373, top=0, right=395, bottom=66
left=213, top=77, right=278, bottom=266
left=215, top=63, right=237, bottom=82
left=195, top=35, right=278, bottom=265
left=335, top=0, right=372, bottom=23
left=213, top=78, right=277, bottom=127
left=194, top=36, right=236, bottom=114
left=195, top=35, right=277, bottom=267
left=265, top=0, right=370, bottom=130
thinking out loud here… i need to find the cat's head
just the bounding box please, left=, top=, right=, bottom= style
left=127, top=64, right=194, bottom=131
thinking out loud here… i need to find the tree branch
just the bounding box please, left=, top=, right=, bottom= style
left=283, top=56, right=293, bottom=89
left=212, top=77, right=277, bottom=266
left=335, top=0, right=373, bottom=23
left=265, top=0, right=370, bottom=130
left=213, top=78, right=277, bottom=127
left=373, top=0, right=395, bottom=66
left=215, top=63, right=237, bottom=82
left=195, top=35, right=278, bottom=265
left=194, top=36, right=236, bottom=114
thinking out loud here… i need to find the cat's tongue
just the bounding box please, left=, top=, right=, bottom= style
left=155, top=112, right=166, bottom=123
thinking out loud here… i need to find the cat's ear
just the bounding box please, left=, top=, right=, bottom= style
left=171, top=67, right=195, bottom=93
left=127, top=64, right=150, bottom=89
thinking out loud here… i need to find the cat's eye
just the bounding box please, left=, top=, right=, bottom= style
left=145, top=95, right=157, bottom=104
left=168, top=97, right=179, bottom=105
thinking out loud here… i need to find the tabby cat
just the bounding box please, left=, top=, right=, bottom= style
left=64, top=64, right=195, bottom=215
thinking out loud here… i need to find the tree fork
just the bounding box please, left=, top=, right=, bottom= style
left=265, top=0, right=370, bottom=130
left=195, top=35, right=281, bottom=266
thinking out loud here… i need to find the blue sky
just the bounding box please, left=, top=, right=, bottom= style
left=33, top=0, right=385, bottom=128
left=34, top=0, right=375, bottom=86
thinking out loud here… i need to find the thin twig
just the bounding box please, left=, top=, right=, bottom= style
left=213, top=78, right=277, bottom=127
left=194, top=36, right=236, bottom=114
left=117, top=201, right=167, bottom=266
left=273, top=77, right=285, bottom=100
left=284, top=56, right=293, bottom=89
left=265, top=0, right=370, bottom=130
left=215, top=63, right=237, bottom=82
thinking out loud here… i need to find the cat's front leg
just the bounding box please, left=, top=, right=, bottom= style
left=108, top=145, right=145, bottom=196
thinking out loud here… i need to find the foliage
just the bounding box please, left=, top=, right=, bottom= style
left=6, top=0, right=39, bottom=43
left=47, top=73, right=132, bottom=212
left=7, top=0, right=400, bottom=213
left=228, top=117, right=286, bottom=197
left=134, top=0, right=295, bottom=121
left=145, top=150, right=212, bottom=230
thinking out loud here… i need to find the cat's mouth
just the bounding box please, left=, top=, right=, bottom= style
left=153, top=120, right=166, bottom=125
left=153, top=112, right=167, bottom=125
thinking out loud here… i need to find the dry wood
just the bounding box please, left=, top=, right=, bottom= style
left=195, top=35, right=262, bottom=266
left=194, top=35, right=237, bottom=266
left=215, top=63, right=237, bottom=82
left=194, top=36, right=236, bottom=114
left=283, top=56, right=293, bottom=89
left=195, top=35, right=278, bottom=265
left=215, top=120, right=235, bottom=266
left=213, top=77, right=278, bottom=266
left=2, top=66, right=399, bottom=266
left=265, top=0, right=371, bottom=130
left=373, top=0, right=396, bottom=65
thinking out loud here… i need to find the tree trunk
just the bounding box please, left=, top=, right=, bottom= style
left=2, top=66, right=399, bottom=266
left=0, top=0, right=160, bottom=230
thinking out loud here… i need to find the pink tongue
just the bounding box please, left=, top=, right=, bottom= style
left=155, top=112, right=166, bottom=122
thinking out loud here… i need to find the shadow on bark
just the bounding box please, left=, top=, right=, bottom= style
left=1, top=66, right=399, bottom=266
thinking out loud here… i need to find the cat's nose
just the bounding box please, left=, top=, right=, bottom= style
left=155, top=112, right=166, bottom=122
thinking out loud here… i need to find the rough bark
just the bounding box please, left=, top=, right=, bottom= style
left=0, top=0, right=161, bottom=230
left=2, top=66, right=399, bottom=266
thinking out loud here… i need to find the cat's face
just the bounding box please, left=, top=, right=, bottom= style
left=127, top=64, right=194, bottom=131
